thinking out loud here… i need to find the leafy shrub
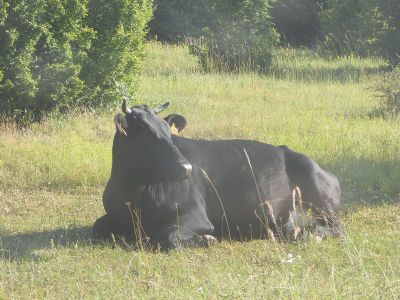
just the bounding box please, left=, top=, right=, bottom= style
left=374, top=66, right=400, bottom=113
left=0, top=0, right=153, bottom=123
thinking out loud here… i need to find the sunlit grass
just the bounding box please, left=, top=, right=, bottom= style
left=0, top=43, right=399, bottom=299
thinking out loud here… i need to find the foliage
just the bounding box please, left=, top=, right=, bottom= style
left=150, top=0, right=400, bottom=63
left=0, top=0, right=91, bottom=123
left=320, top=0, right=400, bottom=60
left=374, top=66, right=400, bottom=113
left=0, top=0, right=152, bottom=124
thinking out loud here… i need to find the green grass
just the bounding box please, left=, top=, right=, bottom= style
left=1, top=43, right=399, bottom=298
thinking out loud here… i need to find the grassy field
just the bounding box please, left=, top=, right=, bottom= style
left=1, top=42, right=399, bottom=299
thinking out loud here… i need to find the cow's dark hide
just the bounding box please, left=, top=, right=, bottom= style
left=93, top=102, right=342, bottom=249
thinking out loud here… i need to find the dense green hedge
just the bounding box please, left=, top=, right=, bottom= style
left=0, top=0, right=152, bottom=123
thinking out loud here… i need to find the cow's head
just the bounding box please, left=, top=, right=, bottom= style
left=112, top=100, right=191, bottom=185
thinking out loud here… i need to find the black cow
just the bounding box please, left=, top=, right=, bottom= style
left=93, top=101, right=342, bottom=249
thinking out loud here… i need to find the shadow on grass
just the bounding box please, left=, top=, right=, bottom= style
left=0, top=225, right=93, bottom=261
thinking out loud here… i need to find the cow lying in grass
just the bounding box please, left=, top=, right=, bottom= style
left=93, top=101, right=342, bottom=249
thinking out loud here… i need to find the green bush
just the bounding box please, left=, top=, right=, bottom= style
left=375, top=66, right=400, bottom=113
left=0, top=0, right=152, bottom=123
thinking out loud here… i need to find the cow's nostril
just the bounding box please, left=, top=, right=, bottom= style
left=177, top=163, right=192, bottom=178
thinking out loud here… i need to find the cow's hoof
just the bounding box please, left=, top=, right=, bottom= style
left=203, top=234, right=217, bottom=246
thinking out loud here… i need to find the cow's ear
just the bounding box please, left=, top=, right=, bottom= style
left=114, top=114, right=128, bottom=136
left=164, top=114, right=187, bottom=133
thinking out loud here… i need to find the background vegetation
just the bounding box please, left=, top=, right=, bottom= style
left=1, top=0, right=399, bottom=121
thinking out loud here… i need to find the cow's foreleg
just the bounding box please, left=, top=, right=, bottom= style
left=93, top=214, right=121, bottom=239
left=93, top=214, right=133, bottom=239
left=95, top=179, right=139, bottom=240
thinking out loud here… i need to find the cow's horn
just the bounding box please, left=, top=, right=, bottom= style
left=153, top=102, right=170, bottom=114
left=122, top=99, right=132, bottom=115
